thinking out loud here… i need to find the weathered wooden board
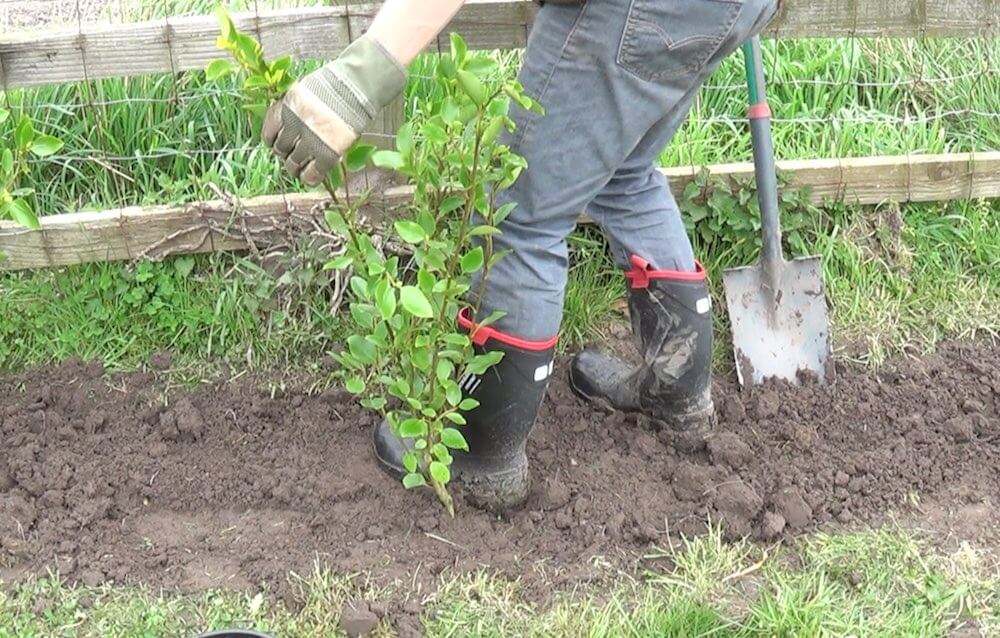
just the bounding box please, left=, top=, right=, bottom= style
left=2, top=153, right=996, bottom=272
left=2, top=0, right=996, bottom=89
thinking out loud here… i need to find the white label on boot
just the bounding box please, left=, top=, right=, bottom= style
left=696, top=297, right=712, bottom=314
left=534, top=363, right=551, bottom=382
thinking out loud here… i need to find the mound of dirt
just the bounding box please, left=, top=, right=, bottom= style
left=1, top=342, right=998, bottom=602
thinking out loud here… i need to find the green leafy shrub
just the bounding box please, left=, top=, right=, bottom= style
left=209, top=11, right=539, bottom=514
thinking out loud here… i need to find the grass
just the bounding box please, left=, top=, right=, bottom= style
left=0, top=33, right=996, bottom=374
left=2, top=527, right=996, bottom=637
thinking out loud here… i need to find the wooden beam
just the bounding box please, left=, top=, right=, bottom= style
left=2, top=0, right=997, bottom=89
left=1, top=153, right=996, bottom=272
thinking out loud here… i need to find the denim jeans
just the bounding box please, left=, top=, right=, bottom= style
left=475, top=0, right=779, bottom=341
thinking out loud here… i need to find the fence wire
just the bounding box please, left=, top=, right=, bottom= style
left=1, top=0, right=998, bottom=216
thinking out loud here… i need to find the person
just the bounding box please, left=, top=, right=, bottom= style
left=263, top=0, right=780, bottom=510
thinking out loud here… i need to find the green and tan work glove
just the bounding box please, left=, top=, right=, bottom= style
left=262, top=35, right=406, bottom=186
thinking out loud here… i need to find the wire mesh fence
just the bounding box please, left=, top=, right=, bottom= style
left=1, top=0, right=998, bottom=218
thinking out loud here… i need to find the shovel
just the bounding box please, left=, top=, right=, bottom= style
left=722, top=37, right=834, bottom=386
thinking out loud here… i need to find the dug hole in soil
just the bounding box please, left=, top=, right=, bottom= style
left=1, top=340, right=998, bottom=607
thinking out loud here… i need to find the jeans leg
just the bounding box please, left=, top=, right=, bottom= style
left=475, top=0, right=779, bottom=340
left=587, top=0, right=780, bottom=273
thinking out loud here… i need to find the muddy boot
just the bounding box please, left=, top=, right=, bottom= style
left=570, top=255, right=714, bottom=450
left=374, top=308, right=557, bottom=512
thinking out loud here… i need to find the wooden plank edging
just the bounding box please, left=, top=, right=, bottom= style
left=1, top=153, right=997, bottom=272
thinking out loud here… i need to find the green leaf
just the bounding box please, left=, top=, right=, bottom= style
left=458, top=398, right=481, bottom=411
left=398, top=418, right=427, bottom=438
left=400, top=286, right=433, bottom=318
left=324, top=209, right=348, bottom=234
left=402, top=473, right=426, bottom=489
left=270, top=55, right=293, bottom=75
left=442, top=428, right=469, bottom=451
left=465, top=57, right=499, bottom=77
left=422, top=122, right=448, bottom=145
left=481, top=117, right=505, bottom=146
left=347, top=335, right=377, bottom=364
left=375, top=280, right=397, bottom=320
left=29, top=135, right=63, bottom=158
left=349, top=276, right=369, bottom=299
left=468, top=225, right=500, bottom=237
left=344, top=377, right=366, bottom=394
left=444, top=333, right=470, bottom=348
left=361, top=396, right=387, bottom=410
left=403, top=451, right=419, bottom=473
left=395, top=122, right=414, bottom=157
left=8, top=199, right=39, bottom=230
left=449, top=32, right=467, bottom=65
left=444, top=412, right=466, bottom=425
left=344, top=144, right=376, bottom=172
left=432, top=443, right=452, bottom=464
left=467, top=350, right=504, bottom=375
left=1, top=149, right=12, bottom=177
left=457, top=70, right=486, bottom=106
left=0, top=109, right=8, bottom=126
left=174, top=256, right=195, bottom=278
left=445, top=382, right=462, bottom=407
left=14, top=115, right=34, bottom=150
left=324, top=255, right=353, bottom=271
left=439, top=196, right=465, bottom=216
left=372, top=150, right=406, bottom=170
left=429, top=461, right=451, bottom=485
left=214, top=6, right=236, bottom=40
left=394, top=220, right=427, bottom=243
left=205, top=58, right=236, bottom=80
left=460, top=247, right=484, bottom=273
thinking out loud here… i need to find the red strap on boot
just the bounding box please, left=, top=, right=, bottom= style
left=625, top=255, right=707, bottom=289
left=457, top=308, right=559, bottom=351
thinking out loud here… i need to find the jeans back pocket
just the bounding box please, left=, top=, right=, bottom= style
left=617, top=0, right=744, bottom=84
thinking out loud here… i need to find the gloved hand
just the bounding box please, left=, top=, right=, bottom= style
left=262, top=35, right=406, bottom=186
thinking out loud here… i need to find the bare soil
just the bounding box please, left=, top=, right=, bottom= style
left=1, top=341, right=998, bottom=606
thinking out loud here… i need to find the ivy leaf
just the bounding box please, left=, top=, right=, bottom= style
left=205, top=58, right=236, bottom=80
left=429, top=461, right=451, bottom=485
left=372, top=150, right=406, bottom=170
left=442, top=428, right=469, bottom=451
left=398, top=418, right=427, bottom=438
left=29, top=135, right=64, bottom=158
left=457, top=70, right=486, bottom=106
left=344, top=144, right=376, bottom=172
left=400, top=286, right=433, bottom=318
left=402, top=473, right=426, bottom=489
left=394, top=220, right=427, bottom=243
left=460, top=247, right=484, bottom=273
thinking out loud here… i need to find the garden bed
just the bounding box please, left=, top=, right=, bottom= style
left=1, top=340, right=997, bottom=604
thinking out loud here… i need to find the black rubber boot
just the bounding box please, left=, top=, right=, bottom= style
left=374, top=308, right=557, bottom=512
left=570, top=255, right=714, bottom=449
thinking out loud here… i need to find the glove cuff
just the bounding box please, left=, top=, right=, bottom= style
left=304, top=35, right=407, bottom=137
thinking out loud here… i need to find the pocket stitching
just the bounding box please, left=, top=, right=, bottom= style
left=617, top=1, right=743, bottom=83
